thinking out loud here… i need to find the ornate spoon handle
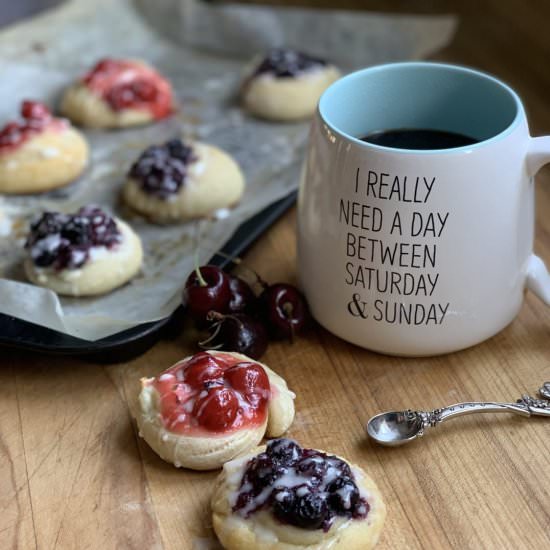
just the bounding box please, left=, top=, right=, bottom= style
left=408, top=382, right=550, bottom=434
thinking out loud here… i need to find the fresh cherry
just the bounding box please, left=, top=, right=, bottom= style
left=201, top=312, right=268, bottom=360
left=183, top=266, right=231, bottom=323
left=227, top=276, right=257, bottom=314
left=260, top=283, right=309, bottom=340
left=193, top=386, right=239, bottom=431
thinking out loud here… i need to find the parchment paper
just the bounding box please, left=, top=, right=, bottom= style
left=0, top=0, right=457, bottom=341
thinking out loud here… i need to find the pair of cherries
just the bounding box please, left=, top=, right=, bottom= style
left=183, top=265, right=309, bottom=359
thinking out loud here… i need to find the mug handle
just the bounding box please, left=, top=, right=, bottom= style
left=526, top=136, right=550, bottom=304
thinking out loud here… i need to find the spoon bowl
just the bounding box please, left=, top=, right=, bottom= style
left=367, top=411, right=423, bottom=446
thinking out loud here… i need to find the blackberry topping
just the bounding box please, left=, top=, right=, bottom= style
left=25, top=206, right=121, bottom=271
left=128, top=139, right=196, bottom=200
left=233, top=438, right=369, bottom=531
left=266, top=438, right=301, bottom=465
left=253, top=48, right=327, bottom=78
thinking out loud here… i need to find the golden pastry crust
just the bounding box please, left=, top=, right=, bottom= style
left=122, top=142, right=245, bottom=223
left=211, top=446, right=386, bottom=550
left=24, top=219, right=143, bottom=297
left=60, top=82, right=154, bottom=129
left=0, top=127, right=88, bottom=194
left=242, top=65, right=341, bottom=122
left=136, top=351, right=296, bottom=470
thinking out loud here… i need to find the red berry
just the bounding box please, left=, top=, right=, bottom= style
left=183, top=266, right=231, bottom=323
left=183, top=352, right=224, bottom=389
left=260, top=283, right=309, bottom=340
left=225, top=362, right=270, bottom=403
left=193, top=386, right=239, bottom=431
left=21, top=100, right=51, bottom=120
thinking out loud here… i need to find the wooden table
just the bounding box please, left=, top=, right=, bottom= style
left=2, top=5, right=550, bottom=550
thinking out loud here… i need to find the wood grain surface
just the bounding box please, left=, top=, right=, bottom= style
left=2, top=3, right=550, bottom=550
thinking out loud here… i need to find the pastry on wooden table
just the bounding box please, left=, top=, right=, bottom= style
left=212, top=439, right=386, bottom=550
left=24, top=205, right=143, bottom=296
left=136, top=351, right=296, bottom=470
left=241, top=48, right=341, bottom=122
left=0, top=100, right=88, bottom=194
left=60, top=58, right=173, bottom=128
left=123, top=138, right=245, bottom=223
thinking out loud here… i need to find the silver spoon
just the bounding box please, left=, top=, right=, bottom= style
left=367, top=382, right=550, bottom=446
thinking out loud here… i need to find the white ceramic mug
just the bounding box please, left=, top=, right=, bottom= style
left=298, top=61, right=550, bottom=356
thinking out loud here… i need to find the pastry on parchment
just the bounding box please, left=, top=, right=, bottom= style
left=122, top=138, right=245, bottom=223
left=24, top=205, right=143, bottom=297
left=136, top=350, right=296, bottom=470
left=241, top=48, right=341, bottom=122
left=0, top=100, right=88, bottom=194
left=211, top=439, right=386, bottom=550
left=60, top=58, right=173, bottom=128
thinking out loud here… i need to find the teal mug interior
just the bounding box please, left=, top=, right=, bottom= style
left=319, top=62, right=522, bottom=151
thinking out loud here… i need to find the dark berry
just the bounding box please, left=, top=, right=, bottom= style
left=227, top=276, right=257, bottom=314
left=26, top=212, right=67, bottom=247
left=287, top=492, right=329, bottom=530
left=266, top=438, right=302, bottom=465
left=326, top=477, right=360, bottom=514
left=326, top=456, right=352, bottom=478
left=296, top=456, right=328, bottom=484
left=260, top=283, right=309, bottom=340
left=25, top=207, right=121, bottom=271
left=183, top=266, right=231, bottom=323
left=201, top=312, right=268, bottom=360
left=253, top=48, right=327, bottom=78
left=54, top=243, right=89, bottom=270
left=242, top=454, right=285, bottom=494
left=128, top=139, right=196, bottom=199
left=60, top=216, right=91, bottom=246
left=272, top=487, right=296, bottom=522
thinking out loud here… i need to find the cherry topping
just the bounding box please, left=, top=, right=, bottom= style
left=21, top=100, right=51, bottom=120
left=193, top=386, right=239, bottom=431
left=151, top=352, right=271, bottom=435
left=260, top=283, right=309, bottom=340
left=183, top=352, right=224, bottom=389
left=225, top=362, right=270, bottom=405
left=0, top=100, right=60, bottom=154
left=82, top=58, right=173, bottom=119
left=201, top=312, right=268, bottom=360
left=183, top=266, right=232, bottom=323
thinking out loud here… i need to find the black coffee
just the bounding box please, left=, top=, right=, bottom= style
left=361, top=128, right=478, bottom=150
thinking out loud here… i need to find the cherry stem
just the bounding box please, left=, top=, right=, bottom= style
left=194, top=251, right=207, bottom=287
left=209, top=249, right=268, bottom=288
